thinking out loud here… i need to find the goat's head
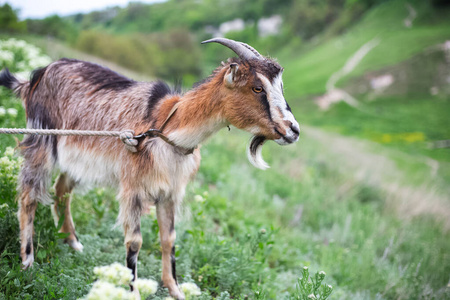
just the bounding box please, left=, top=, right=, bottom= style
left=202, top=38, right=300, bottom=169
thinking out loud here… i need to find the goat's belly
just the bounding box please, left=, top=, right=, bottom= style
left=57, top=144, right=120, bottom=186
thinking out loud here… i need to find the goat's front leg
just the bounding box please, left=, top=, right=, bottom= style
left=157, top=200, right=184, bottom=300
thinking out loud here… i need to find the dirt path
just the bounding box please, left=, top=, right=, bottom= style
left=404, top=3, right=417, bottom=28
left=316, top=38, right=380, bottom=110
left=304, top=126, right=450, bottom=229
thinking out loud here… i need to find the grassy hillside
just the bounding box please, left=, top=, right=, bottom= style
left=276, top=0, right=450, bottom=182
left=281, top=0, right=450, bottom=98
left=1, top=108, right=449, bottom=299
left=1, top=0, right=450, bottom=299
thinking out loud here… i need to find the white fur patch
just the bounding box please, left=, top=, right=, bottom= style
left=51, top=205, right=59, bottom=227
left=22, top=253, right=34, bottom=269
left=167, top=117, right=227, bottom=149
left=57, top=142, right=120, bottom=187
left=145, top=140, right=200, bottom=201
left=68, top=240, right=84, bottom=252
left=257, top=72, right=300, bottom=144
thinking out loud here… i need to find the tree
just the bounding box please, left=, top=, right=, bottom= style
left=0, top=3, right=26, bottom=33
left=26, top=15, right=79, bottom=43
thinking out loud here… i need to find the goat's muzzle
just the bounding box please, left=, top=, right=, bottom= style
left=274, top=121, right=300, bottom=146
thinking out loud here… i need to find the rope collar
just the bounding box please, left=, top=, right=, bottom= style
left=133, top=102, right=197, bottom=155
left=133, top=129, right=196, bottom=155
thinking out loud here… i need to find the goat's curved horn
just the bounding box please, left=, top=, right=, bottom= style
left=201, top=38, right=262, bottom=60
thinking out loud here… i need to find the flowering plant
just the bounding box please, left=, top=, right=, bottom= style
left=292, top=267, right=333, bottom=300
left=0, top=38, right=51, bottom=78
left=81, top=262, right=160, bottom=300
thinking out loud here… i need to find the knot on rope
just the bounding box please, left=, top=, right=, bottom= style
left=120, top=130, right=139, bottom=153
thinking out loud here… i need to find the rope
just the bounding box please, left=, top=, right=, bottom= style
left=0, top=103, right=197, bottom=155
left=0, top=128, right=139, bottom=153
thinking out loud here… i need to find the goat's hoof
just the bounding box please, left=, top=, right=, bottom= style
left=21, top=254, right=34, bottom=270
left=169, top=289, right=185, bottom=300
left=67, top=239, right=84, bottom=252
left=132, top=288, right=141, bottom=300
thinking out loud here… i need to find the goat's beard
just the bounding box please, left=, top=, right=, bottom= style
left=247, top=135, right=269, bottom=170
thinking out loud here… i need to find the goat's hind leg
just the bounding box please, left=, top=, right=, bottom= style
left=52, top=173, right=83, bottom=251
left=18, top=186, right=38, bottom=269
left=18, top=143, right=54, bottom=269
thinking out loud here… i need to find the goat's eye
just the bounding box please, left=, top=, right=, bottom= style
left=252, top=87, right=263, bottom=93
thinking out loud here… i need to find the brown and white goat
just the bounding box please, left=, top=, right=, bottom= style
left=0, top=38, right=299, bottom=299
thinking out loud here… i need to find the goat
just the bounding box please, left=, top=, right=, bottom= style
left=0, top=38, right=299, bottom=299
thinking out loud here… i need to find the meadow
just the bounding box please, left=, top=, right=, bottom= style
left=1, top=0, right=450, bottom=299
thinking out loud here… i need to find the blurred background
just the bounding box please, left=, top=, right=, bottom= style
left=0, top=0, right=449, bottom=299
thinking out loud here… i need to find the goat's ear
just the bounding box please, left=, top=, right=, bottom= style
left=224, top=63, right=239, bottom=87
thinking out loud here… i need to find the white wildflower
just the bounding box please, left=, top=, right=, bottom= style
left=93, top=262, right=133, bottom=286
left=0, top=38, right=51, bottom=74
left=29, top=55, right=51, bottom=69
left=194, top=195, right=205, bottom=203
left=84, top=281, right=134, bottom=300
left=16, top=71, right=30, bottom=80
left=0, top=107, right=6, bottom=116
left=307, top=294, right=316, bottom=299
left=25, top=46, right=40, bottom=60
left=260, top=228, right=266, bottom=234
left=0, top=50, right=14, bottom=63
left=7, top=108, right=18, bottom=117
left=17, top=61, right=26, bottom=70
left=4, top=147, right=14, bottom=157
left=0, top=203, right=9, bottom=209
left=180, top=282, right=201, bottom=296
left=96, top=188, right=105, bottom=196
left=0, top=156, right=11, bottom=166
left=319, top=271, right=326, bottom=276
left=164, top=298, right=175, bottom=300
left=133, top=278, right=158, bottom=297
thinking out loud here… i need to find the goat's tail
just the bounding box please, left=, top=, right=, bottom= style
left=0, top=68, right=20, bottom=90
left=0, top=68, right=31, bottom=101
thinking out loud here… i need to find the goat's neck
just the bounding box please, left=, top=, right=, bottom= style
left=160, top=81, right=228, bottom=149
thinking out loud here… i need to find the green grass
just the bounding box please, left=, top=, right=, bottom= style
left=1, top=1, right=450, bottom=298
left=1, top=126, right=449, bottom=299
left=280, top=0, right=450, bottom=99
left=275, top=0, right=450, bottom=184
left=300, top=95, right=450, bottom=156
